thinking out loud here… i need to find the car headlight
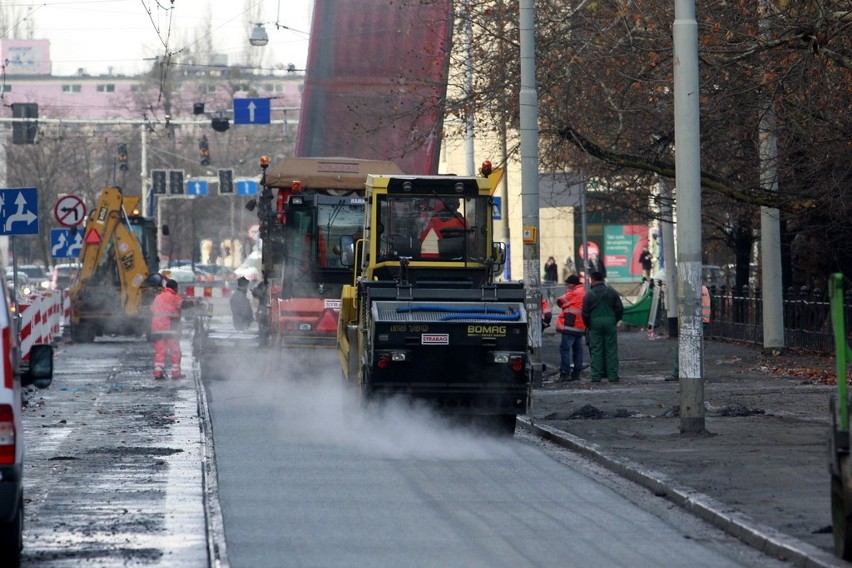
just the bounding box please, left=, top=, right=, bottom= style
left=40, top=281, right=49, bottom=289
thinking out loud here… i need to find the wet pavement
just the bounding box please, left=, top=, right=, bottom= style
left=530, top=323, right=845, bottom=567
left=16, top=310, right=849, bottom=567
left=21, top=337, right=206, bottom=567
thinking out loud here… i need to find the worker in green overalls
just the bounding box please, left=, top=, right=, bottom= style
left=581, top=271, right=624, bottom=382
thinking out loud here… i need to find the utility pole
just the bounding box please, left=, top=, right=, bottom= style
left=519, top=0, right=543, bottom=387
left=758, top=0, right=785, bottom=353
left=673, top=0, right=705, bottom=433
left=661, top=181, right=678, bottom=336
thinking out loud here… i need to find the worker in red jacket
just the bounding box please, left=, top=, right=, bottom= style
left=419, top=197, right=467, bottom=259
left=556, top=274, right=587, bottom=381
left=150, top=279, right=183, bottom=380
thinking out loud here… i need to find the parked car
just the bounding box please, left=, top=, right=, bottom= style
left=0, top=267, right=54, bottom=562
left=15, top=265, right=50, bottom=290
left=50, top=263, right=80, bottom=291
left=160, top=268, right=195, bottom=284
left=193, top=264, right=235, bottom=284
left=5, top=271, right=32, bottom=298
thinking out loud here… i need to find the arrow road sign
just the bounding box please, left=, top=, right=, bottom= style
left=54, top=194, right=87, bottom=227
left=186, top=180, right=209, bottom=196
left=233, top=98, right=271, bottom=125
left=50, top=228, right=83, bottom=258
left=491, top=196, right=502, bottom=220
left=235, top=180, right=258, bottom=196
left=0, top=187, right=39, bottom=236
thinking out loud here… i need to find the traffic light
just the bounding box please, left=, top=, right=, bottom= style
left=169, top=170, right=185, bottom=195
left=117, top=142, right=129, bottom=171
left=11, top=103, right=38, bottom=144
left=151, top=170, right=167, bottom=195
left=218, top=169, right=234, bottom=194
left=199, top=135, right=210, bottom=166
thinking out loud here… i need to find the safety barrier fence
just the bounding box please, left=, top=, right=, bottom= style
left=16, top=290, right=64, bottom=359
left=183, top=285, right=232, bottom=299
left=703, top=285, right=848, bottom=354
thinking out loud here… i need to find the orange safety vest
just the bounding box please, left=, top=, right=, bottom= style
left=420, top=211, right=466, bottom=259
left=150, top=287, right=182, bottom=335
left=556, top=284, right=586, bottom=333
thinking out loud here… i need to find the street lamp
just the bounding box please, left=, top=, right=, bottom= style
left=249, top=23, right=269, bottom=47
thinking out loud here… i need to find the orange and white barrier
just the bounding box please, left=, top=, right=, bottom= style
left=183, top=286, right=232, bottom=299
left=63, top=289, right=71, bottom=332
left=18, top=291, right=63, bottom=359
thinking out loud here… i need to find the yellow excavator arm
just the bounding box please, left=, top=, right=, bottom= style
left=69, top=187, right=157, bottom=341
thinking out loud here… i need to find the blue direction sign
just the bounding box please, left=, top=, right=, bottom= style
left=186, top=180, right=209, bottom=196
left=236, top=180, right=258, bottom=196
left=233, top=98, right=271, bottom=125
left=491, top=196, right=502, bottom=220
left=50, top=228, right=83, bottom=259
left=0, top=187, right=39, bottom=236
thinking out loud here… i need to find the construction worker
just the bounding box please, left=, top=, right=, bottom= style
left=556, top=274, right=586, bottom=381
left=230, top=276, right=254, bottom=330
left=150, top=279, right=183, bottom=380
left=581, top=271, right=624, bottom=383
left=419, top=197, right=467, bottom=259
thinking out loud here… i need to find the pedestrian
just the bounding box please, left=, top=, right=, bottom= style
left=150, top=279, right=183, bottom=380
left=639, top=246, right=654, bottom=280
left=581, top=271, right=623, bottom=382
left=230, top=276, right=254, bottom=330
left=556, top=274, right=586, bottom=381
left=543, top=256, right=559, bottom=304
left=588, top=253, right=607, bottom=280
left=562, top=255, right=576, bottom=282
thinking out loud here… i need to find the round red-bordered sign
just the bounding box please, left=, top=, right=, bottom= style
left=54, top=195, right=87, bottom=227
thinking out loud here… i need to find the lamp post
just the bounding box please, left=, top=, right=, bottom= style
left=249, top=23, right=269, bottom=47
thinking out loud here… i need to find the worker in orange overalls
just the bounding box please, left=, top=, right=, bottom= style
left=150, top=279, right=183, bottom=380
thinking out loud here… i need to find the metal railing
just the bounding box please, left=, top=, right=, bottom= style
left=702, top=284, right=852, bottom=353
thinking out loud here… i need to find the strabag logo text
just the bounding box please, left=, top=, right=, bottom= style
left=421, top=334, right=449, bottom=345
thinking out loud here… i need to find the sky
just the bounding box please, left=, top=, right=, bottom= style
left=7, top=0, right=313, bottom=76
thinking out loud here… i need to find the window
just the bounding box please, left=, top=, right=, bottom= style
left=1, top=85, right=11, bottom=93
left=96, top=84, right=115, bottom=93
left=62, top=84, right=82, bottom=93
left=376, top=194, right=488, bottom=262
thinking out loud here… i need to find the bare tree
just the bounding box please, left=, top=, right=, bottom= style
left=447, top=0, right=852, bottom=287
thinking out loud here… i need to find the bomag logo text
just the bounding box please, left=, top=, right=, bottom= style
left=467, top=325, right=507, bottom=337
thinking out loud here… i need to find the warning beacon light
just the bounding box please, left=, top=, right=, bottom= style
left=480, top=160, right=493, bottom=177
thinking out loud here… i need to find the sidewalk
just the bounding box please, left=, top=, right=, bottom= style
left=528, top=325, right=845, bottom=565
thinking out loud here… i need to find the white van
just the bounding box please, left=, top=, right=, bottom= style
left=0, top=276, right=54, bottom=562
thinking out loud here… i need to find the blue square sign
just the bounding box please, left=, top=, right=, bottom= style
left=186, top=180, right=209, bottom=196
left=0, top=187, right=39, bottom=236
left=233, top=98, right=271, bottom=125
left=236, top=180, right=258, bottom=196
